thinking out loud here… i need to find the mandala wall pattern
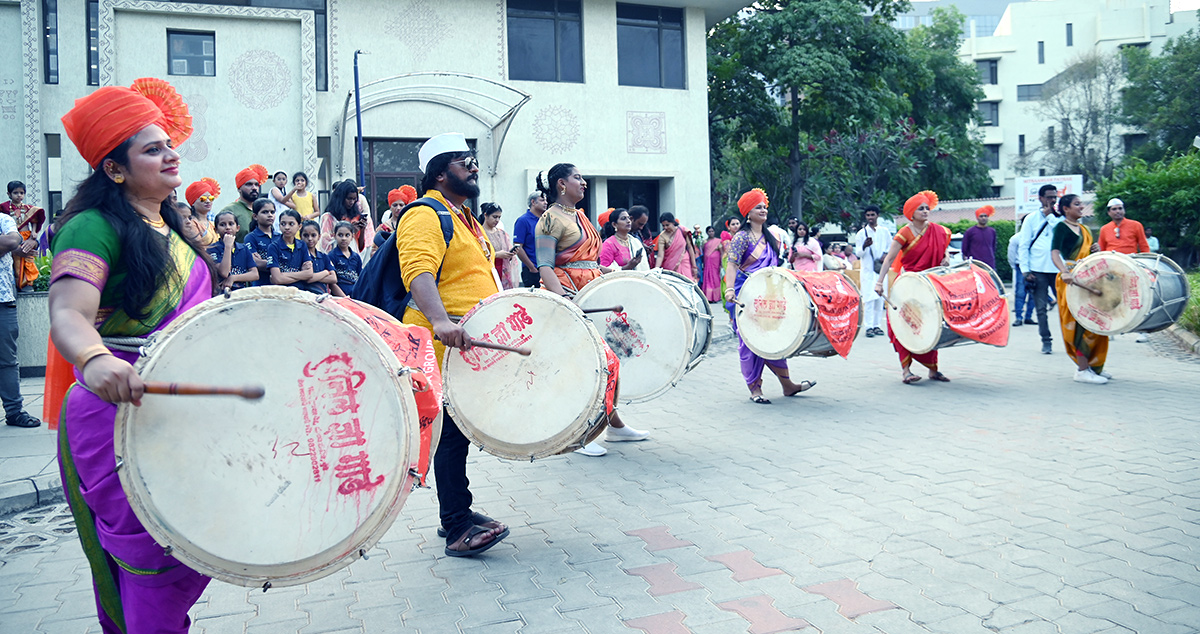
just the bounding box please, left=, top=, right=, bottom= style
left=532, top=106, right=579, bottom=154
left=177, top=94, right=209, bottom=162
left=627, top=112, right=666, bottom=154
left=384, top=0, right=438, bottom=64
left=229, top=50, right=292, bottom=111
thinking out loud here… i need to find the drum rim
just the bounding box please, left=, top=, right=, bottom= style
left=735, top=267, right=815, bottom=360
left=1064, top=251, right=1152, bottom=336
left=887, top=270, right=946, bottom=355
left=114, top=287, right=422, bottom=588
left=574, top=271, right=706, bottom=404
left=443, top=288, right=610, bottom=460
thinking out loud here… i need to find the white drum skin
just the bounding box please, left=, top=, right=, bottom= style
left=574, top=270, right=711, bottom=403
left=887, top=261, right=1008, bottom=354
left=443, top=289, right=614, bottom=461
left=1065, top=252, right=1191, bottom=336
left=115, top=287, right=422, bottom=588
left=734, top=267, right=858, bottom=359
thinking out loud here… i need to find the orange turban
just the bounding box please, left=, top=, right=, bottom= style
left=598, top=208, right=614, bottom=226
left=902, top=190, right=939, bottom=221
left=61, top=78, right=192, bottom=169
left=235, top=164, right=269, bottom=190
left=737, top=188, right=769, bottom=217
left=387, top=185, right=418, bottom=207
left=975, top=204, right=994, bottom=219
left=185, top=178, right=220, bottom=206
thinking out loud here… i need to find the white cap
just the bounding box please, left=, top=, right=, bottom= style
left=418, top=133, right=470, bottom=174
left=1107, top=198, right=1124, bottom=208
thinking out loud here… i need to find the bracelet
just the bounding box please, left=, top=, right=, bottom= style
left=75, top=344, right=112, bottom=370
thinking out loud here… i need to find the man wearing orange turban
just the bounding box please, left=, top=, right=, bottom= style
left=961, top=204, right=997, bottom=268
left=220, top=164, right=267, bottom=241
left=875, top=190, right=954, bottom=384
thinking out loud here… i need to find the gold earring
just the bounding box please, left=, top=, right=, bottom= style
left=113, top=174, right=124, bottom=184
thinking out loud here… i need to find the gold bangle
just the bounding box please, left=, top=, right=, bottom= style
left=75, top=344, right=112, bottom=370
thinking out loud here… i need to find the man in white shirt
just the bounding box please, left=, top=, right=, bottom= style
left=1018, top=185, right=1061, bottom=355
left=854, top=205, right=892, bottom=337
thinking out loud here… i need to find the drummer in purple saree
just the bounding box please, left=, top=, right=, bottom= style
left=723, top=189, right=816, bottom=404
left=48, top=78, right=215, bottom=634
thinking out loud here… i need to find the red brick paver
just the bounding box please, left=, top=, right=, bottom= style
left=624, top=610, right=692, bottom=634
left=802, top=578, right=897, bottom=619
left=716, top=595, right=810, bottom=634
left=625, top=526, right=694, bottom=552
left=624, top=563, right=704, bottom=596
left=706, top=550, right=785, bottom=582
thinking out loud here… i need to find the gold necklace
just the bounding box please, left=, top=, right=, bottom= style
left=141, top=215, right=166, bottom=228
left=552, top=202, right=577, bottom=214
left=616, top=233, right=631, bottom=246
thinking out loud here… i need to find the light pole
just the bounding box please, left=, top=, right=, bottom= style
left=353, top=50, right=368, bottom=186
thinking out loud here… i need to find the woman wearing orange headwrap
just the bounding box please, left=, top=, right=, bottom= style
left=875, top=190, right=953, bottom=384
left=51, top=78, right=215, bottom=632
left=184, top=177, right=220, bottom=246
left=723, top=189, right=816, bottom=403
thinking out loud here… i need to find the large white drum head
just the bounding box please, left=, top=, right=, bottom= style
left=653, top=269, right=713, bottom=363
left=575, top=271, right=692, bottom=403
left=887, top=272, right=944, bottom=354
left=1066, top=252, right=1152, bottom=335
left=444, top=289, right=609, bottom=460
left=735, top=268, right=813, bottom=360
left=115, top=287, right=420, bottom=588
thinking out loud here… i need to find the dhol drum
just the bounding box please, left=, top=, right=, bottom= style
left=735, top=267, right=862, bottom=359
left=115, top=287, right=437, bottom=589
left=443, top=288, right=619, bottom=461
left=574, top=270, right=711, bottom=403
left=1065, top=252, right=1191, bottom=336
left=887, top=260, right=1009, bottom=354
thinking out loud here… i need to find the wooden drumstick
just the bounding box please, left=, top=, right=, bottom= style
left=467, top=339, right=532, bottom=356
left=580, top=305, right=623, bottom=314
left=1071, top=281, right=1103, bottom=296
left=143, top=381, right=266, bottom=400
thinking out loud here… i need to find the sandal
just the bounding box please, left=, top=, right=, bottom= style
left=445, top=524, right=509, bottom=558
left=928, top=372, right=951, bottom=382
left=785, top=381, right=816, bottom=397
left=749, top=395, right=771, bottom=404
left=902, top=373, right=922, bottom=385
left=438, top=512, right=501, bottom=538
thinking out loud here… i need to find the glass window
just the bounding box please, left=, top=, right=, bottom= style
left=617, top=4, right=684, bottom=89
left=983, top=144, right=1000, bottom=170
left=507, top=0, right=584, bottom=83
left=87, top=0, right=98, bottom=86
left=1066, top=23, right=1073, bottom=47
left=1018, top=134, right=1025, bottom=155
left=1046, top=126, right=1055, bottom=148
left=979, top=102, right=999, bottom=126
left=42, top=0, right=58, bottom=84
left=1038, top=41, right=1045, bottom=64
left=1017, top=84, right=1042, bottom=101
left=975, top=59, right=997, bottom=85
left=168, top=31, right=216, bottom=77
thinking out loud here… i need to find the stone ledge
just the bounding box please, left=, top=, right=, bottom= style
left=0, top=472, right=64, bottom=516
left=1166, top=324, right=1200, bottom=355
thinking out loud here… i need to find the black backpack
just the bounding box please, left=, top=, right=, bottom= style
left=352, top=197, right=453, bottom=319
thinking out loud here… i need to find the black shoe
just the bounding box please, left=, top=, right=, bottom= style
left=6, top=412, right=41, bottom=428
left=865, top=329, right=876, bottom=338
left=1012, top=319, right=1023, bottom=327
left=1040, top=342, right=1052, bottom=355
left=1024, top=319, right=1037, bottom=325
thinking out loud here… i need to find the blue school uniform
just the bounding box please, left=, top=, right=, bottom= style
left=206, top=240, right=257, bottom=290
left=266, top=236, right=312, bottom=290
left=306, top=248, right=335, bottom=295
left=329, top=247, right=363, bottom=297
left=244, top=226, right=279, bottom=286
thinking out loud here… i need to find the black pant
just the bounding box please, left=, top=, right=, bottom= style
left=433, top=411, right=473, bottom=543
left=0, top=303, right=24, bottom=418
left=520, top=270, right=541, bottom=288
left=1030, top=271, right=1057, bottom=344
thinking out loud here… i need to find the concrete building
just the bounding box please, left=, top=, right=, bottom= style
left=5, top=0, right=748, bottom=230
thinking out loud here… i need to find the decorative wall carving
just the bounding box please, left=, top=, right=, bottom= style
left=627, top=111, right=667, bottom=154
left=495, top=0, right=506, bottom=80
left=20, top=0, right=41, bottom=204
left=531, top=106, right=579, bottom=154
left=383, top=0, right=437, bottom=64
left=229, top=50, right=292, bottom=111
left=177, top=94, right=209, bottom=162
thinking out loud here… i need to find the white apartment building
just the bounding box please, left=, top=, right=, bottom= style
left=955, top=0, right=1198, bottom=196
left=3, top=0, right=749, bottom=230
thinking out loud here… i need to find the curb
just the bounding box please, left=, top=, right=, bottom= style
left=1166, top=324, right=1200, bottom=354
left=0, top=472, right=65, bottom=516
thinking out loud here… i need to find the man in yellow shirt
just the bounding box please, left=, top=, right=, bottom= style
left=396, top=133, right=509, bottom=557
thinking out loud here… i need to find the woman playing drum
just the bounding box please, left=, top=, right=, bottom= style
left=722, top=189, right=816, bottom=404
left=1051, top=194, right=1108, bottom=384
left=49, top=78, right=215, bottom=633
left=875, top=191, right=952, bottom=384
left=534, top=163, right=648, bottom=456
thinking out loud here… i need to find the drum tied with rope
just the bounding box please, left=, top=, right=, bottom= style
left=1064, top=252, right=1191, bottom=336
left=734, top=267, right=862, bottom=359
left=886, top=260, right=1010, bottom=354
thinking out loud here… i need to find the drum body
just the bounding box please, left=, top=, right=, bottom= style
left=115, top=287, right=425, bottom=588
left=888, top=261, right=1007, bottom=355
left=735, top=267, right=858, bottom=359
left=1065, top=252, right=1190, bottom=335
left=443, top=289, right=618, bottom=461
left=574, top=269, right=711, bottom=403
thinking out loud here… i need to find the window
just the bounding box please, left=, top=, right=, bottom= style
left=1018, top=134, right=1026, bottom=155
left=87, top=0, right=98, bottom=85
left=42, top=0, right=58, bottom=84
left=983, top=144, right=1000, bottom=170
left=1017, top=84, right=1043, bottom=101
left=617, top=4, right=684, bottom=89
left=1038, top=41, right=1045, bottom=64
left=1066, top=23, right=1073, bottom=47
left=975, top=59, right=998, bottom=85
left=1046, top=126, right=1055, bottom=148
left=46, top=134, right=62, bottom=219
left=1124, top=133, right=1147, bottom=154
left=507, top=0, right=583, bottom=83
left=168, top=31, right=215, bottom=77
left=978, top=102, right=999, bottom=126
left=969, top=15, right=1001, bottom=38
left=991, top=186, right=1003, bottom=197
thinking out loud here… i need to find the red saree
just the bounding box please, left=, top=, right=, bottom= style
left=888, top=222, right=951, bottom=371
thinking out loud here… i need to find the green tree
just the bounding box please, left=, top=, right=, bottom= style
left=1094, top=152, right=1200, bottom=264
left=1122, top=26, right=1200, bottom=161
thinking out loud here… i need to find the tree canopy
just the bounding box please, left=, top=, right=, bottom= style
left=1122, top=27, right=1200, bottom=162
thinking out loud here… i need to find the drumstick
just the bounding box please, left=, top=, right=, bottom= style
left=143, top=381, right=266, bottom=400
left=580, top=305, right=623, bottom=314
left=1071, top=280, right=1103, bottom=296
left=467, top=339, right=532, bottom=356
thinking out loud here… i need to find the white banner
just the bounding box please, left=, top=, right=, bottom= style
left=1015, top=175, right=1083, bottom=221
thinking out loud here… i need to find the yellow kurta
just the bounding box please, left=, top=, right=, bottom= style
left=396, top=190, right=499, bottom=368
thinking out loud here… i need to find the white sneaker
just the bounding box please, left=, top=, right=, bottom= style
left=1136, top=333, right=1149, bottom=343
left=606, top=425, right=650, bottom=442
left=1097, top=370, right=1112, bottom=379
left=574, top=441, right=607, bottom=457
left=1074, top=369, right=1108, bottom=384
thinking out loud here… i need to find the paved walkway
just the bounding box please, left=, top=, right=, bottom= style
left=1, top=321, right=1198, bottom=633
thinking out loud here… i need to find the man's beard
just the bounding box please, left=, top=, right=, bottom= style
left=446, top=170, right=480, bottom=199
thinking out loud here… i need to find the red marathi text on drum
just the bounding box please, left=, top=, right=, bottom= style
left=603, top=311, right=648, bottom=359
left=460, top=303, right=535, bottom=372
left=294, top=352, right=385, bottom=495
left=752, top=297, right=787, bottom=320
left=333, top=451, right=385, bottom=495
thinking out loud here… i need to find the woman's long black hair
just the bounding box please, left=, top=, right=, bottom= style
left=57, top=138, right=215, bottom=322
left=328, top=180, right=360, bottom=221
left=738, top=212, right=780, bottom=257
left=535, top=163, right=576, bottom=205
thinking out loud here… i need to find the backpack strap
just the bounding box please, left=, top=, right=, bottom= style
left=397, top=196, right=455, bottom=280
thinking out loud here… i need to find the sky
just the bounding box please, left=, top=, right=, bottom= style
left=1174, top=0, right=1200, bottom=11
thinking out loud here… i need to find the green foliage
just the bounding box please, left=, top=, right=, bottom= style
left=1094, top=152, right=1200, bottom=256
left=33, top=255, right=51, bottom=292
left=1122, top=27, right=1200, bottom=161
left=1181, top=272, right=1200, bottom=336
left=939, top=219, right=1015, bottom=281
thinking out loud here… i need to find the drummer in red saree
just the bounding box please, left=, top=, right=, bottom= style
left=48, top=78, right=215, bottom=633
left=533, top=162, right=648, bottom=456
left=1050, top=193, right=1109, bottom=385
left=875, top=190, right=953, bottom=384
left=722, top=188, right=816, bottom=404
